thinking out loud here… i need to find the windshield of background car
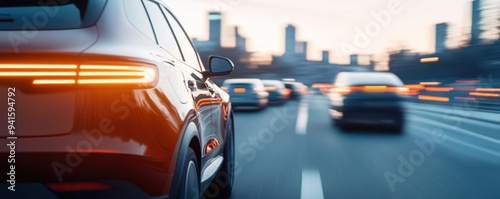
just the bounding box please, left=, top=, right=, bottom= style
left=0, top=0, right=107, bottom=30
left=224, top=83, right=254, bottom=89
left=264, top=81, right=285, bottom=89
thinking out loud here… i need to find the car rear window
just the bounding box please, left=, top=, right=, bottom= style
left=225, top=83, right=255, bottom=89
left=336, top=73, right=404, bottom=87
left=263, top=81, right=285, bottom=89
left=0, top=0, right=107, bottom=30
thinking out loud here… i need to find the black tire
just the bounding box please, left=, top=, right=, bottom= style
left=208, top=117, right=235, bottom=198
left=179, top=148, right=200, bottom=199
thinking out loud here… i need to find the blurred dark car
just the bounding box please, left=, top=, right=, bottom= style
left=0, top=1, right=236, bottom=199
left=329, top=72, right=407, bottom=132
left=262, top=80, right=289, bottom=104
left=284, top=82, right=307, bottom=99
left=222, top=79, right=269, bottom=110
left=312, top=83, right=334, bottom=95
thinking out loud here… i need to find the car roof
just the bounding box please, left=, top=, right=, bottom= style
left=335, top=72, right=403, bottom=87
left=284, top=81, right=304, bottom=85
left=262, top=80, right=284, bottom=84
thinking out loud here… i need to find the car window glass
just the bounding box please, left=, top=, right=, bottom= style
left=143, top=1, right=182, bottom=60
left=124, top=0, right=155, bottom=42
left=161, top=7, right=202, bottom=71
left=0, top=0, right=107, bottom=30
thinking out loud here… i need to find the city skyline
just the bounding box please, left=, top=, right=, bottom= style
left=167, top=0, right=488, bottom=63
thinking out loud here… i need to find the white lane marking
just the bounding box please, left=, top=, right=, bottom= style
left=301, top=168, right=324, bottom=199
left=409, top=115, right=500, bottom=145
left=409, top=116, right=500, bottom=158
left=296, top=99, right=309, bottom=135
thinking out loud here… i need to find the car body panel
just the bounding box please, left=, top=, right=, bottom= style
left=0, top=0, right=232, bottom=197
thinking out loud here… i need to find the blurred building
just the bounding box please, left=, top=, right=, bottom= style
left=192, top=12, right=255, bottom=82
left=322, top=51, right=330, bottom=63
left=435, top=23, right=449, bottom=53
left=350, top=54, right=359, bottom=65
left=296, top=41, right=308, bottom=60
left=209, top=12, right=222, bottom=46
left=285, top=24, right=297, bottom=55
left=235, top=26, right=246, bottom=51
left=471, top=0, right=482, bottom=45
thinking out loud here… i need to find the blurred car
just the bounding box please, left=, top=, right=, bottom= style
left=329, top=72, right=407, bottom=132
left=312, top=83, right=334, bottom=95
left=0, top=1, right=235, bottom=199
left=222, top=79, right=269, bottom=110
left=262, top=80, right=290, bottom=104
left=284, top=82, right=308, bottom=99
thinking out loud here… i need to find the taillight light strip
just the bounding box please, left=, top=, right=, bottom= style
left=33, top=80, right=76, bottom=84
left=333, top=86, right=409, bottom=94
left=0, top=64, right=77, bottom=69
left=0, top=72, right=77, bottom=76
left=77, top=65, right=156, bottom=85
left=0, top=64, right=157, bottom=86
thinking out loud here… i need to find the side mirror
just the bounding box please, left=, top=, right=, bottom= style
left=204, top=56, right=234, bottom=78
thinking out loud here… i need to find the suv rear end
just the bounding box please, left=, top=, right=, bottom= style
left=284, top=82, right=306, bottom=99
left=329, top=72, right=408, bottom=132
left=263, top=80, right=289, bottom=104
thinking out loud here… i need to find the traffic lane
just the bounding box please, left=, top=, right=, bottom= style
left=306, top=95, right=500, bottom=199
left=228, top=95, right=500, bottom=199
left=230, top=100, right=303, bottom=199
left=408, top=107, right=500, bottom=142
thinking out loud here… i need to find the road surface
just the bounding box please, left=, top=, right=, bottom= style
left=226, top=94, right=500, bottom=199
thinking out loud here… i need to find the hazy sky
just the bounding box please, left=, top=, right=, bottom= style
left=166, top=0, right=477, bottom=63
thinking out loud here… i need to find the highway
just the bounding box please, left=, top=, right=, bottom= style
left=226, top=94, right=500, bottom=199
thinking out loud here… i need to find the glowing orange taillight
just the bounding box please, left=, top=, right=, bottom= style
left=77, top=65, right=157, bottom=85
left=0, top=64, right=77, bottom=78
left=332, top=87, right=352, bottom=95
left=282, top=88, right=292, bottom=96
left=33, top=80, right=76, bottom=85
left=0, top=64, right=77, bottom=69
left=0, top=64, right=158, bottom=87
left=265, top=87, right=277, bottom=91
left=333, top=86, right=408, bottom=95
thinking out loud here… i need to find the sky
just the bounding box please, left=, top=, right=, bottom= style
left=166, top=0, right=479, bottom=63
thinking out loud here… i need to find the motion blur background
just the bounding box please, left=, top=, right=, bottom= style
left=166, top=0, right=500, bottom=110
left=164, top=1, right=500, bottom=198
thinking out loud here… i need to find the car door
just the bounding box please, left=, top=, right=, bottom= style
left=158, top=4, right=224, bottom=182
left=144, top=0, right=215, bottom=158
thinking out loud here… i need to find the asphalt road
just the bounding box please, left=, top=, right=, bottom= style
left=228, top=94, right=500, bottom=199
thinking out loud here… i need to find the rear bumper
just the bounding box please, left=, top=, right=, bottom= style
left=0, top=150, right=172, bottom=198
left=268, top=93, right=287, bottom=103
left=232, top=97, right=268, bottom=107
left=1, top=180, right=170, bottom=199
left=330, top=105, right=405, bottom=124
left=0, top=128, right=178, bottom=198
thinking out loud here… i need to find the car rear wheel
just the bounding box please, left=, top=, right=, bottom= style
left=179, top=148, right=200, bottom=199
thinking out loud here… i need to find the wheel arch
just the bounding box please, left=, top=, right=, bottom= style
left=169, top=110, right=202, bottom=198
